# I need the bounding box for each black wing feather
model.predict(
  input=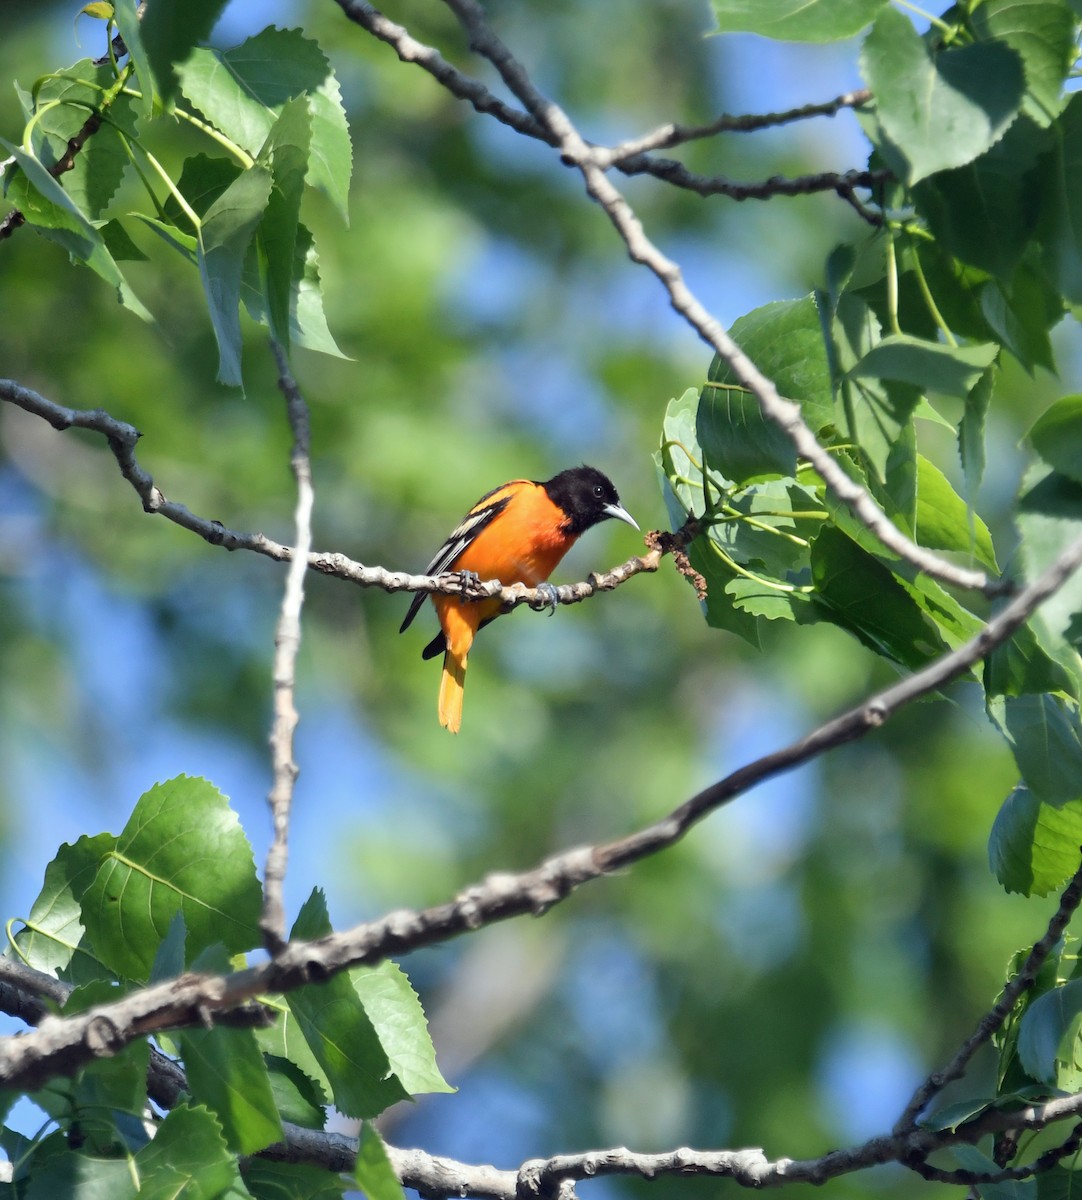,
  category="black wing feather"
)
[399,493,513,634]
